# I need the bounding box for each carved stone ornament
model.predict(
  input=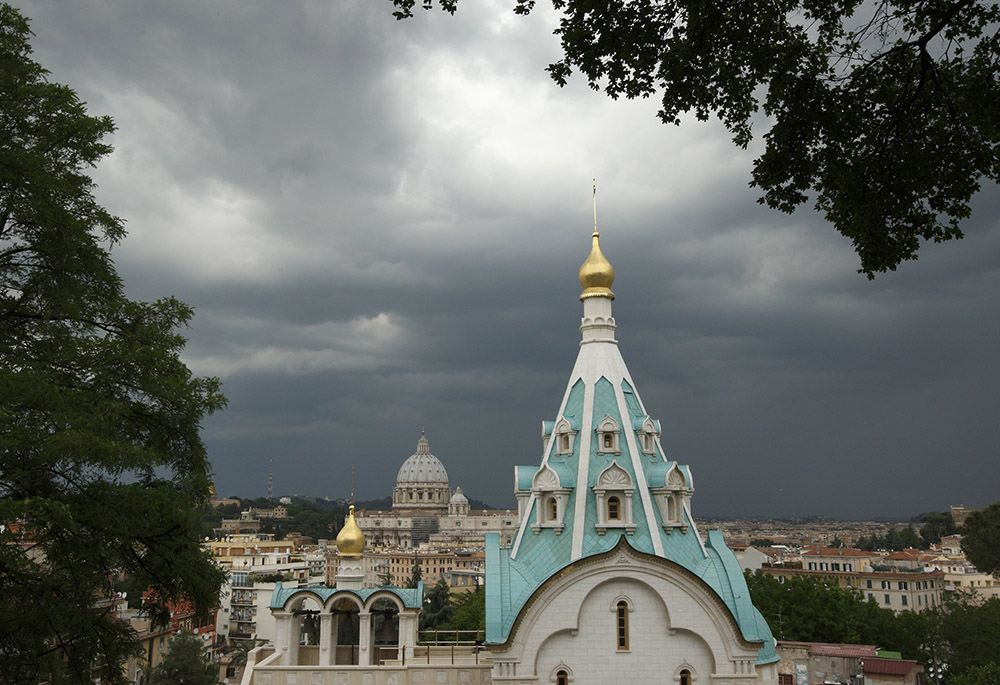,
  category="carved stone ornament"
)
[534,466,560,489]
[597,462,632,488]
